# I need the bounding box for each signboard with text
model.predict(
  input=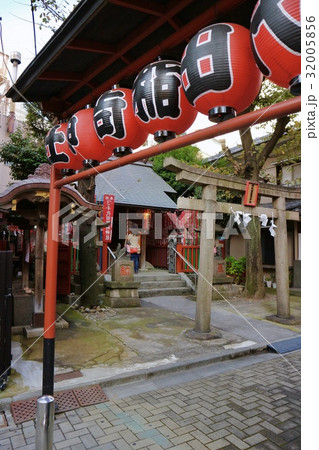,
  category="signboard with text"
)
[243,181,259,207]
[102,194,115,243]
